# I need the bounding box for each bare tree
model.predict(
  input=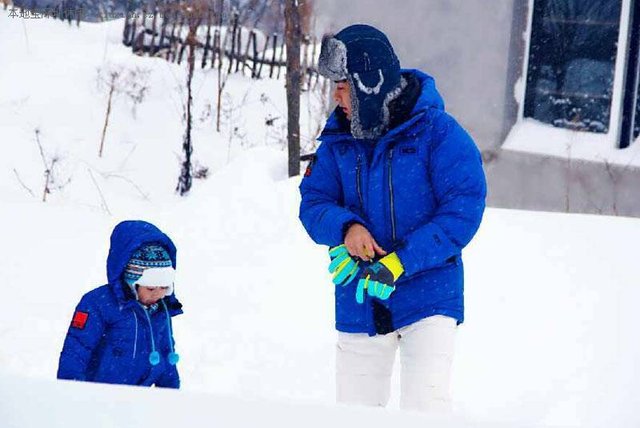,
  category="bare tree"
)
[176,1,205,196]
[35,128,55,202]
[299,0,313,34]
[34,128,70,202]
[216,0,232,132]
[97,65,150,157]
[229,0,281,32]
[99,70,118,158]
[285,0,303,177]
